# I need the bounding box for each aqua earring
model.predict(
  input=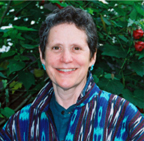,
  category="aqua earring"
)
[90,65,94,71]
[42,64,46,70]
